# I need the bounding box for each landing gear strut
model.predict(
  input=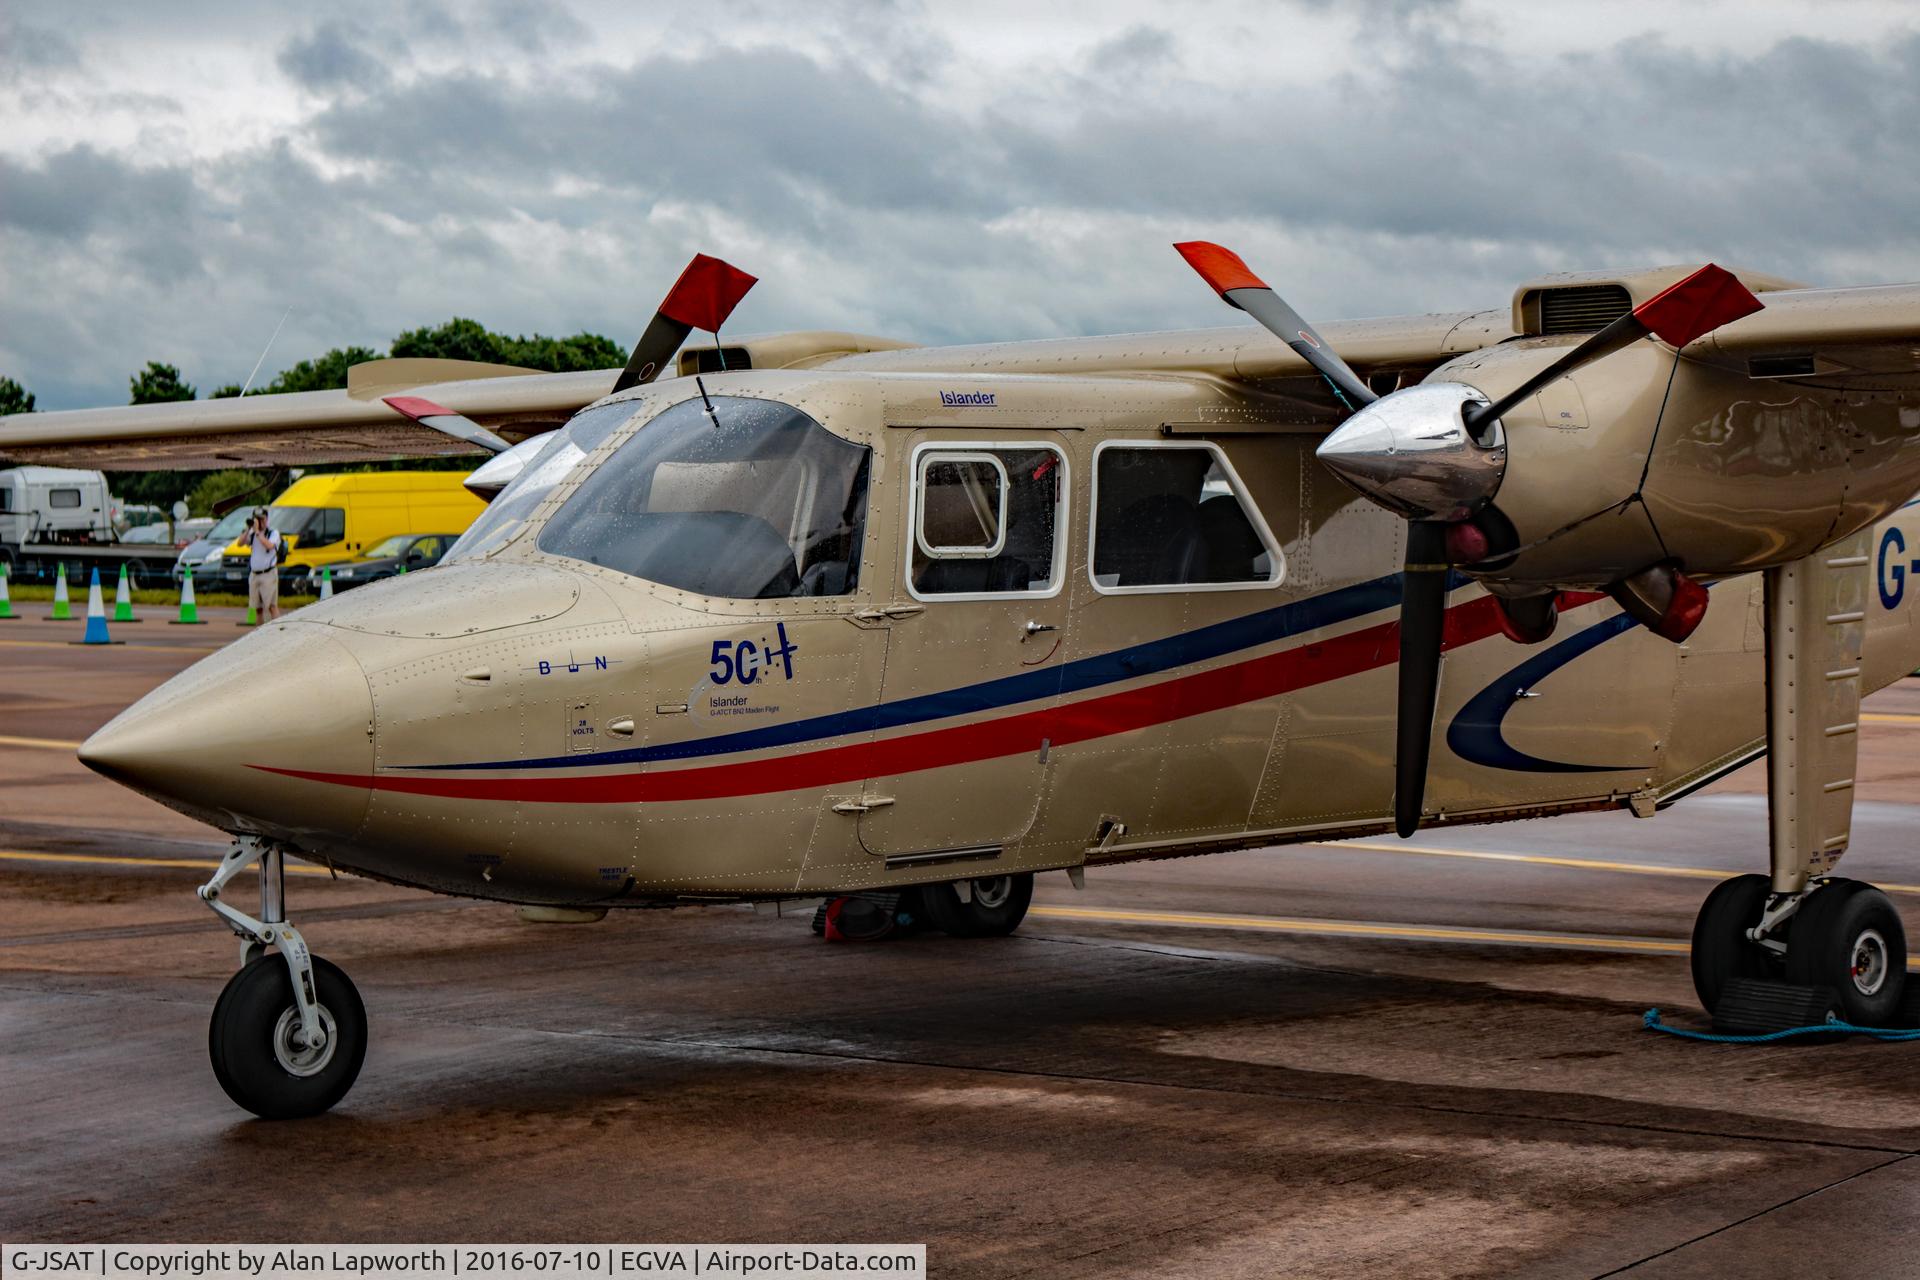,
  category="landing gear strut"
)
[199,838,366,1118]
[1689,532,1909,1026]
